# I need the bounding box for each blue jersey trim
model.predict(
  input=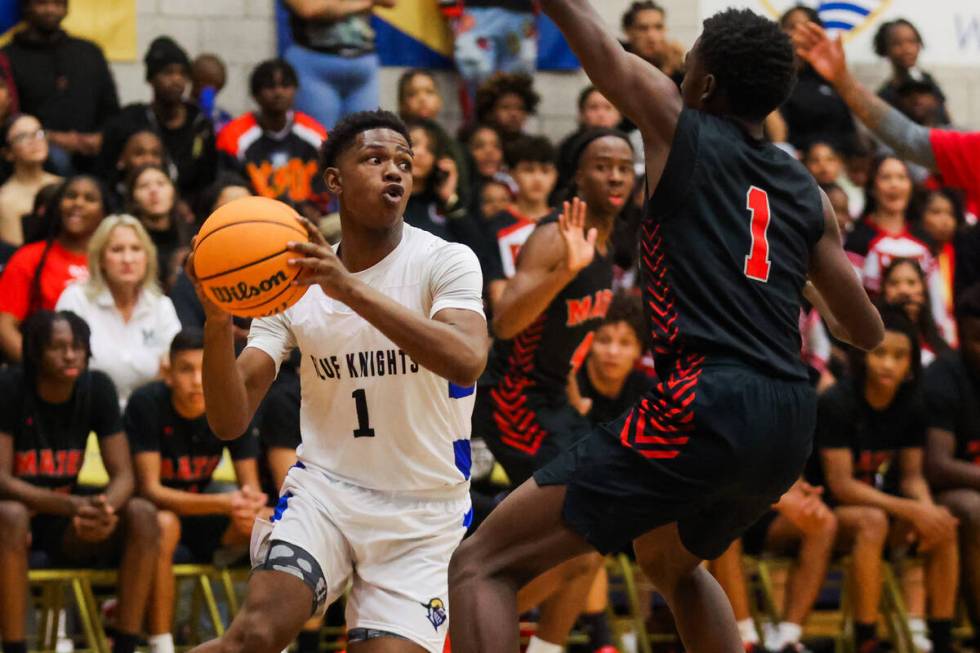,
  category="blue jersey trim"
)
[271,491,293,523]
[453,439,472,480]
[449,382,475,399]
[462,507,474,529]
